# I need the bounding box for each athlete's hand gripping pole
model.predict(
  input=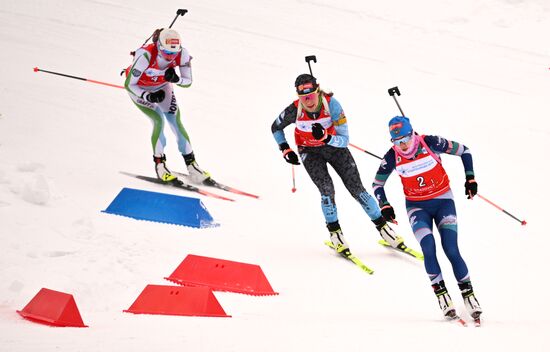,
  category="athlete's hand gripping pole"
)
[387,86,526,226]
